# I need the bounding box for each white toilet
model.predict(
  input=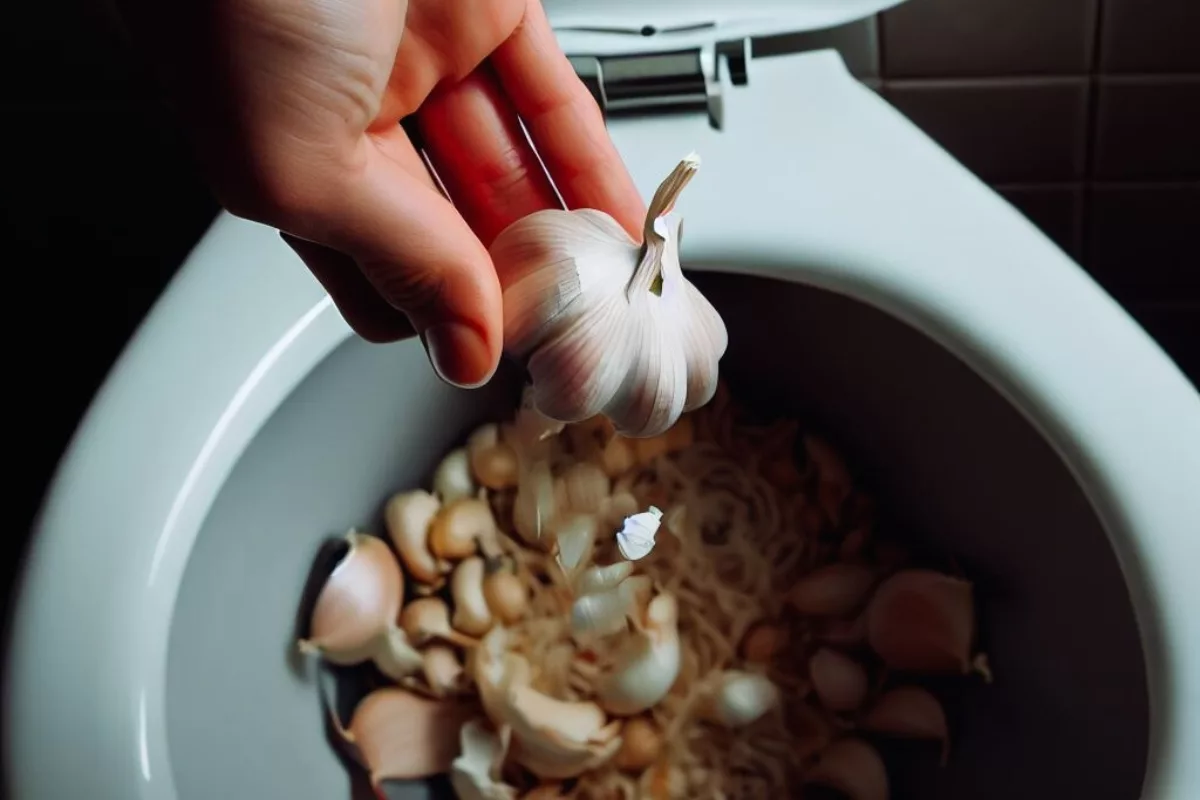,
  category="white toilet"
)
[7,2,1200,799]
